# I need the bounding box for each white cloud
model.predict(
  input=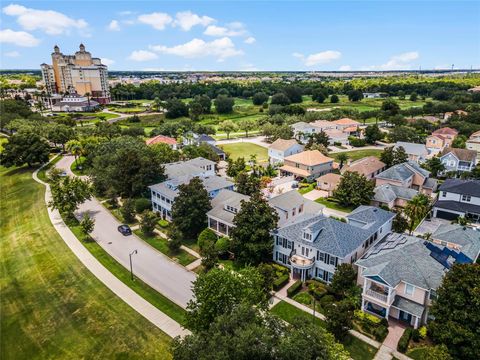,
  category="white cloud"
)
[363,51,420,70]
[5,50,20,57]
[108,20,120,31]
[2,4,88,35]
[150,37,243,61]
[244,36,256,44]
[101,58,115,66]
[173,11,214,31]
[204,22,247,37]
[0,29,40,47]
[339,65,351,71]
[128,50,158,62]
[293,50,342,67]
[138,12,172,30]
